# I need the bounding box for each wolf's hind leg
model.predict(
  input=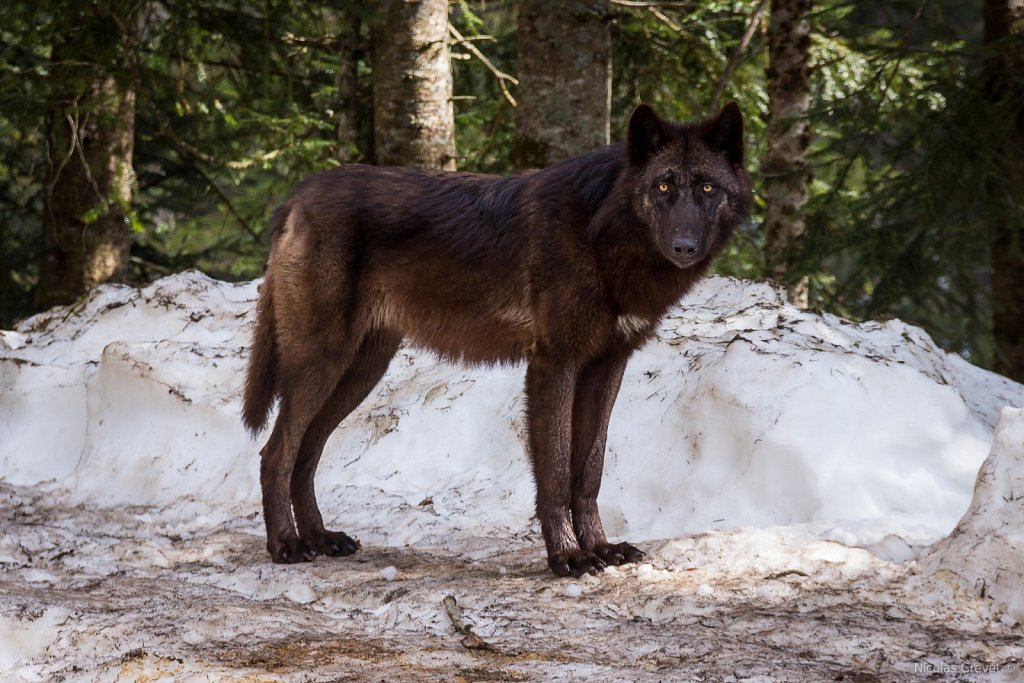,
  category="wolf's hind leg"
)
[261,353,350,564]
[291,329,401,557]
